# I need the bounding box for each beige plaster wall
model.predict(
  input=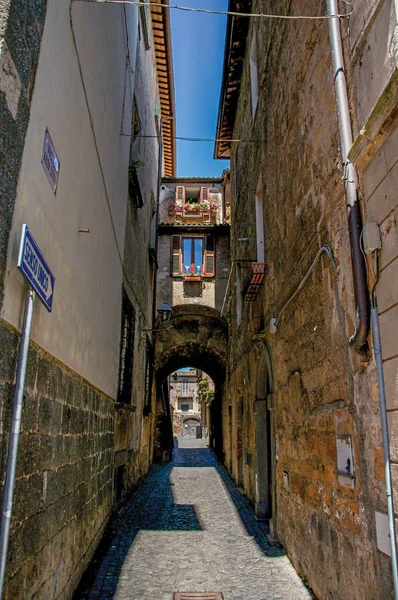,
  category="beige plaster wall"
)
[1,0,139,397]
